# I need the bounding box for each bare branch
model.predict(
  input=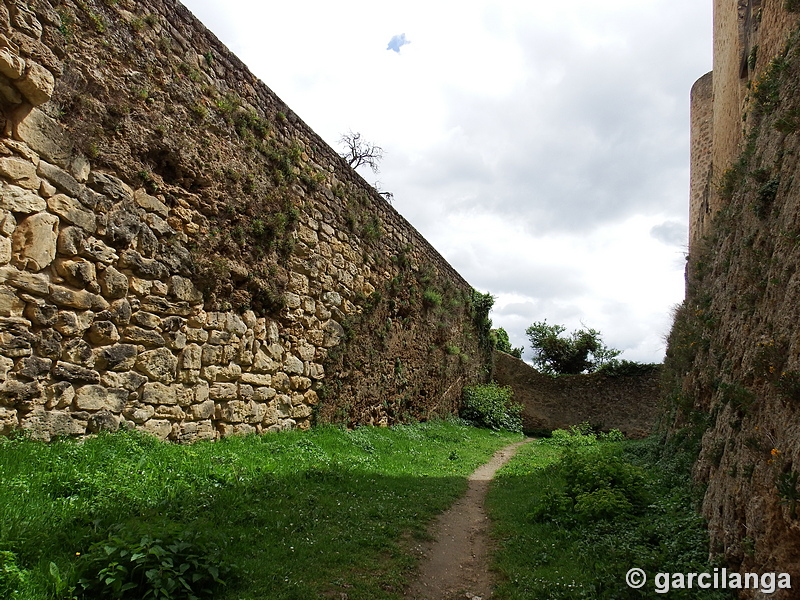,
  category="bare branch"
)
[338,131,384,174]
